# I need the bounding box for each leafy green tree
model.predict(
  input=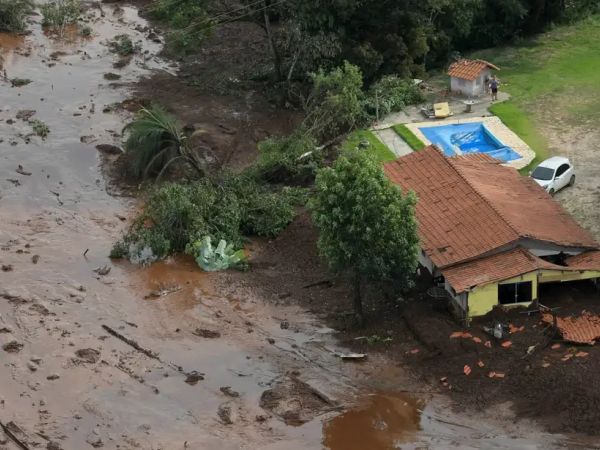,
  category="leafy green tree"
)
[310,151,419,322]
